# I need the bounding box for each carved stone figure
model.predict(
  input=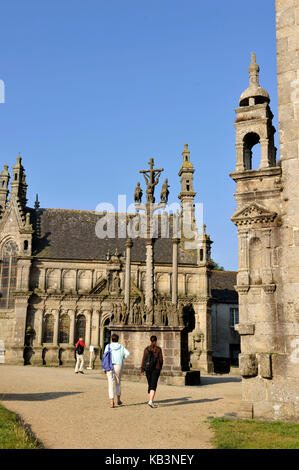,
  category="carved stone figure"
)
[134,182,143,203]
[135,303,142,325]
[113,303,120,324]
[160,178,170,203]
[110,271,120,293]
[120,301,129,325]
